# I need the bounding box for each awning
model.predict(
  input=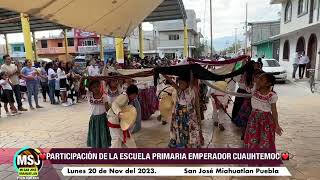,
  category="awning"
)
[0,0,186,37]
